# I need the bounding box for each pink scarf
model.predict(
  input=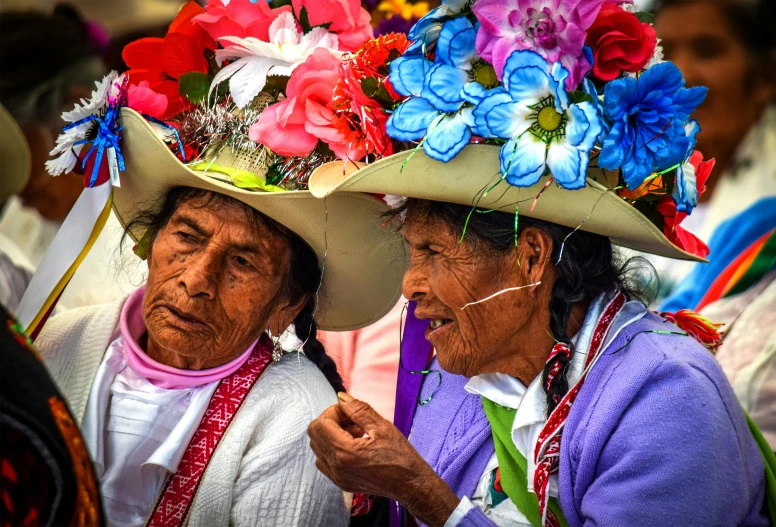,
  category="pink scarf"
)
[120,287,257,389]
